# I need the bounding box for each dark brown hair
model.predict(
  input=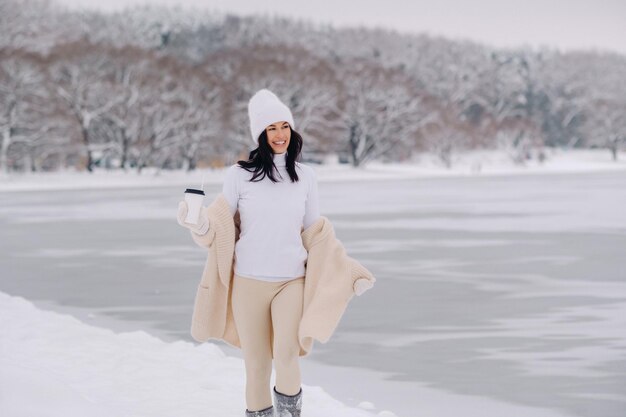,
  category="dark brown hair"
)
[237,127,303,182]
